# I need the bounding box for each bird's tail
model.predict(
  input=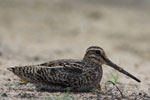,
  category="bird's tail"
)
[7,66,31,83]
